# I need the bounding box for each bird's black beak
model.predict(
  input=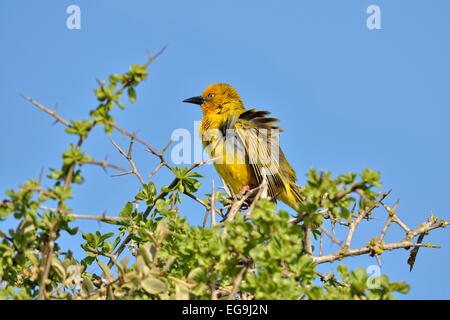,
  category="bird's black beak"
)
[183,96,204,105]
